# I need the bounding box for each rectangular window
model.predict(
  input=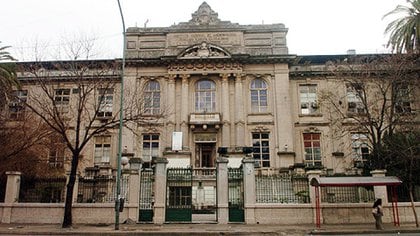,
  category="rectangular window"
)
[142,134,159,162]
[394,83,411,113]
[9,90,27,120]
[252,132,270,168]
[48,140,65,168]
[351,133,369,167]
[299,85,318,115]
[303,133,322,167]
[54,89,71,106]
[97,88,113,118]
[346,84,365,113]
[94,136,111,165]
